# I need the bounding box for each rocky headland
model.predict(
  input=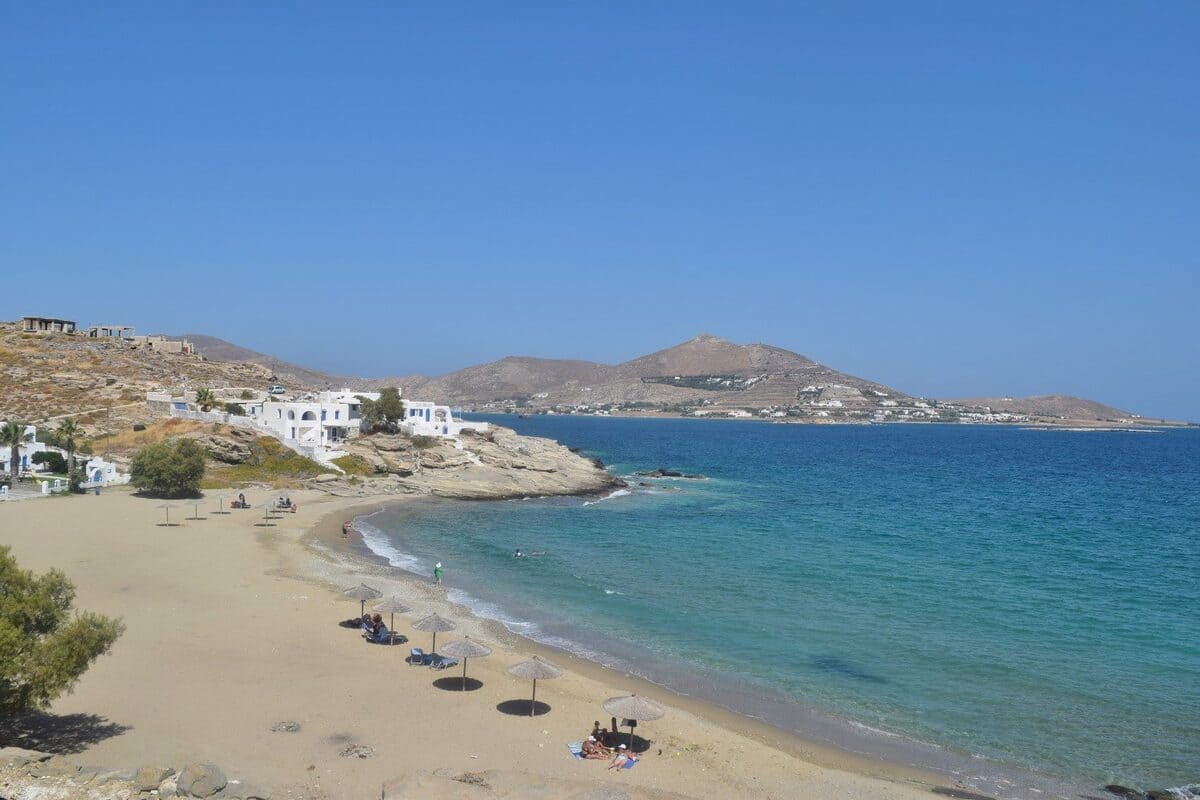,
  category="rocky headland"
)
[326,425,625,500]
